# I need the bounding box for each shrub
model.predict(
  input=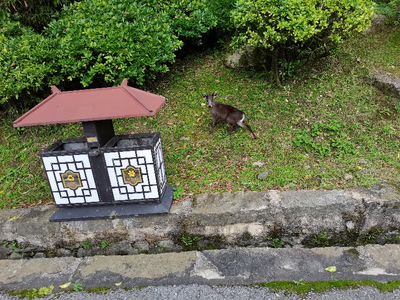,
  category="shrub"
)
[231,0,375,84]
[142,0,217,42]
[208,0,237,34]
[0,0,72,32]
[0,11,54,107]
[375,0,400,25]
[46,0,183,88]
[0,0,220,108]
